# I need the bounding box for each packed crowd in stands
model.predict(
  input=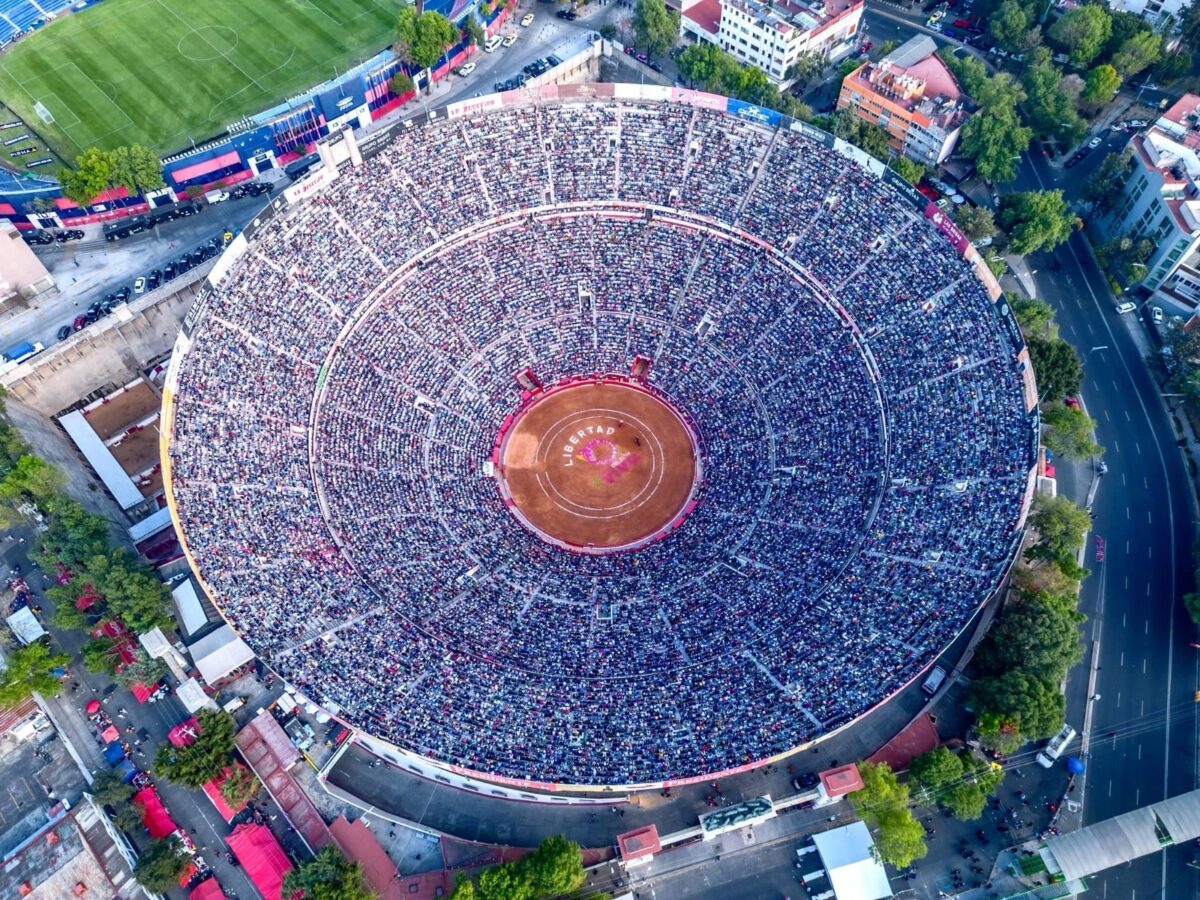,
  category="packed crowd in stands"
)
[168,97,1031,785]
